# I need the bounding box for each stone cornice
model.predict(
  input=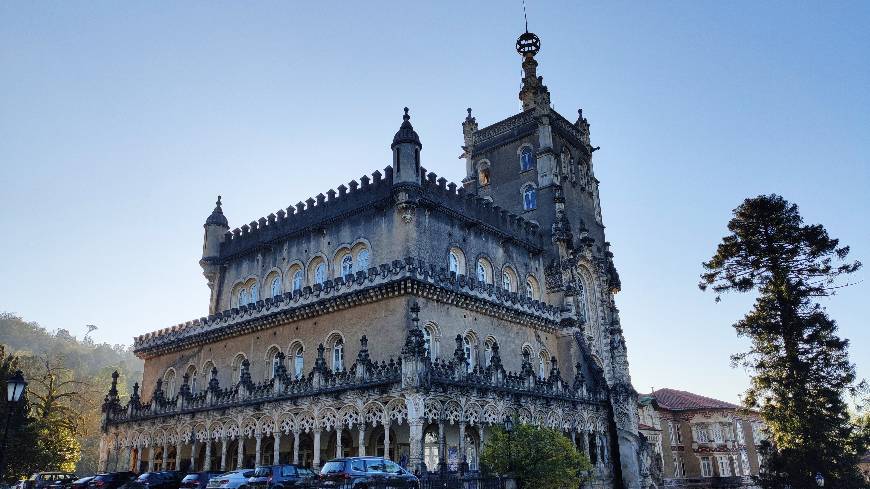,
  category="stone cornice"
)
[134,258,563,359]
